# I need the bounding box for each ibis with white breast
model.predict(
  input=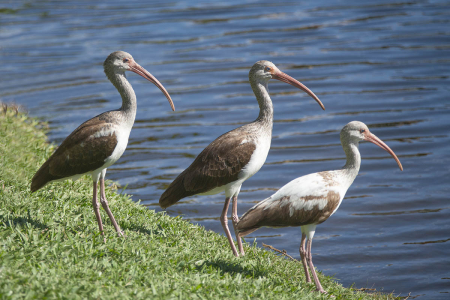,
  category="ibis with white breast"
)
[31,51,175,240]
[159,61,325,257]
[236,121,403,293]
